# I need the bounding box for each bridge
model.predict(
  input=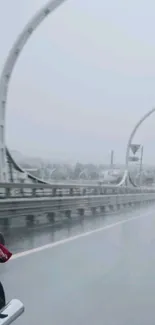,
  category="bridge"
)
[0,1,155,324]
